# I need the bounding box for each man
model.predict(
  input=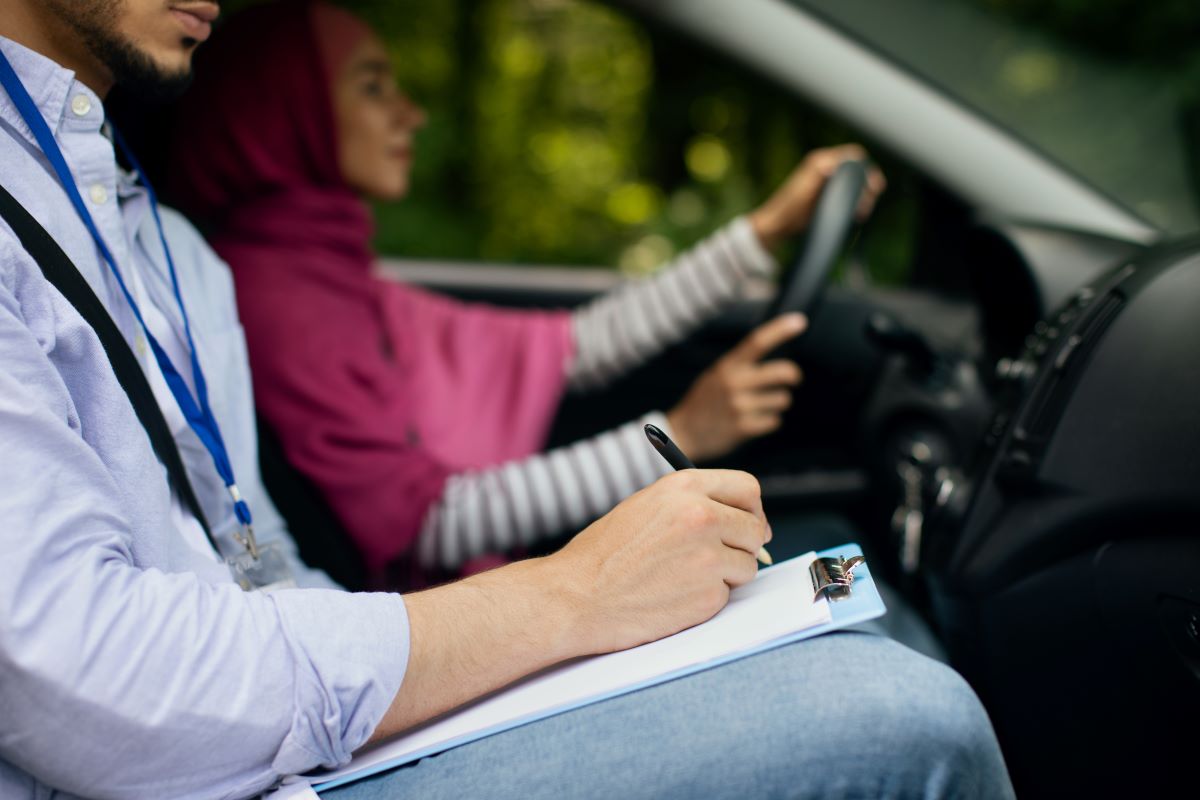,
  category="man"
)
[0,1,1014,798]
